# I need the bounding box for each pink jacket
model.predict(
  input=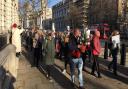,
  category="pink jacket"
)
[92,36,101,55]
